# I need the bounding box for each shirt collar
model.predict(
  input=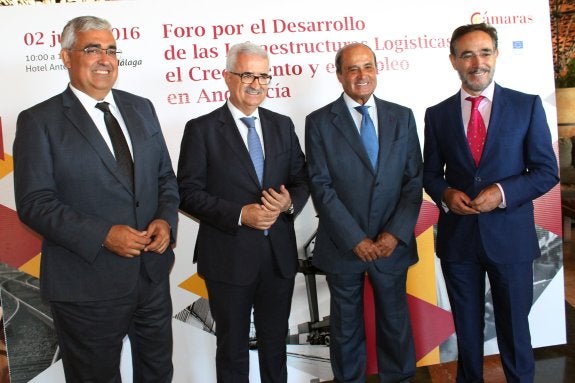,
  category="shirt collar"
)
[342,92,376,109]
[460,81,495,103]
[68,83,116,111]
[226,100,260,121]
